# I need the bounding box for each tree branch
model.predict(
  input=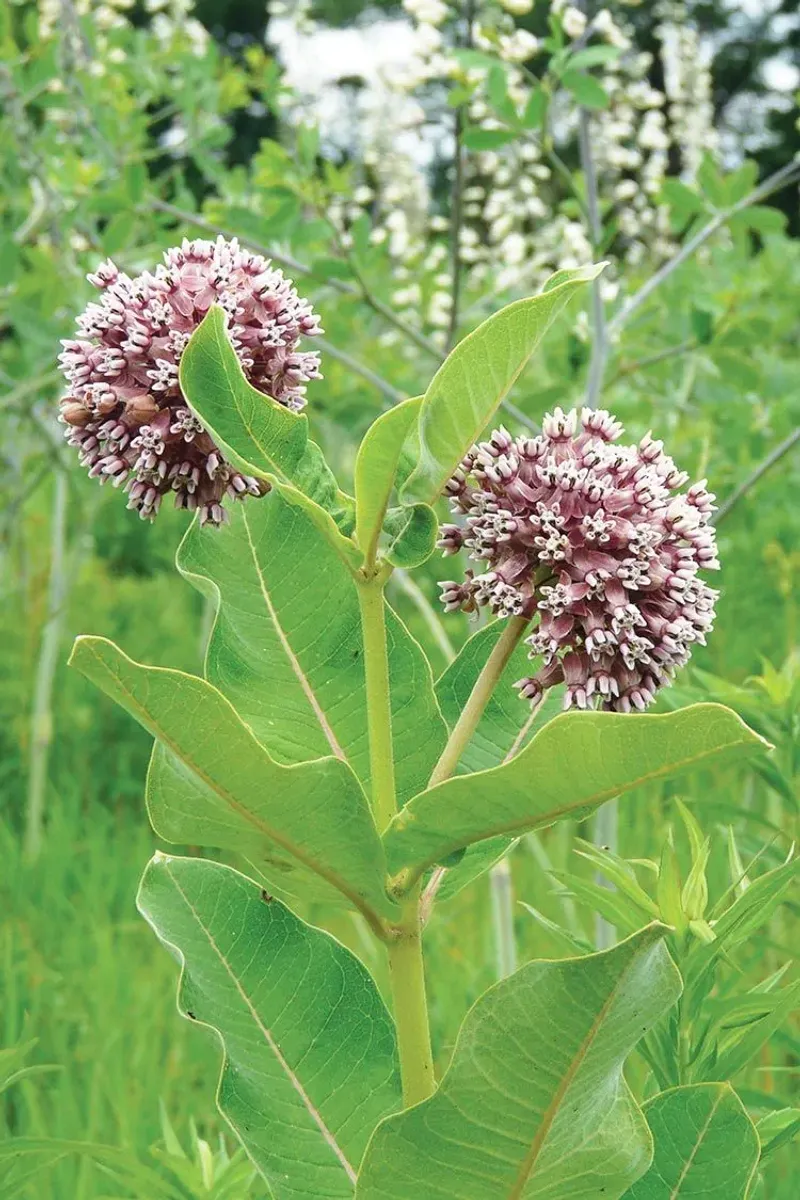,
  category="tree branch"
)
[608,158,800,337]
[713,427,799,526]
